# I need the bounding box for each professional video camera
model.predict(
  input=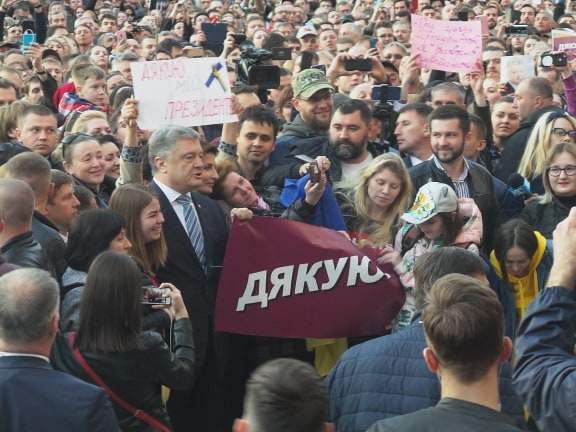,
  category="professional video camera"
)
[236,47,281,90]
[370,85,402,150]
